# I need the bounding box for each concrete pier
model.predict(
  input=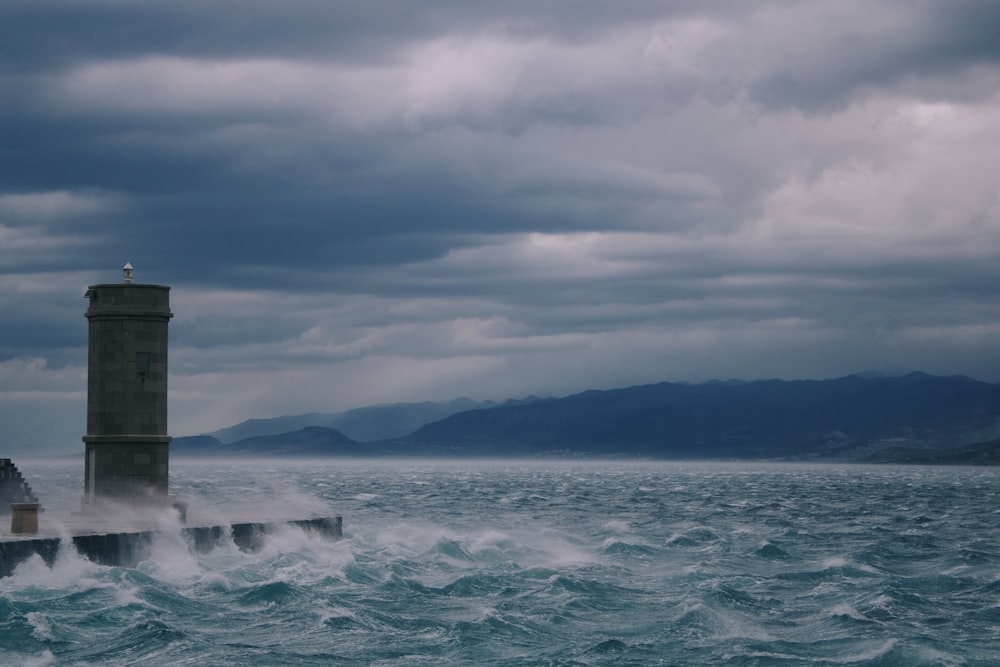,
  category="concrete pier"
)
[0,515,343,578]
